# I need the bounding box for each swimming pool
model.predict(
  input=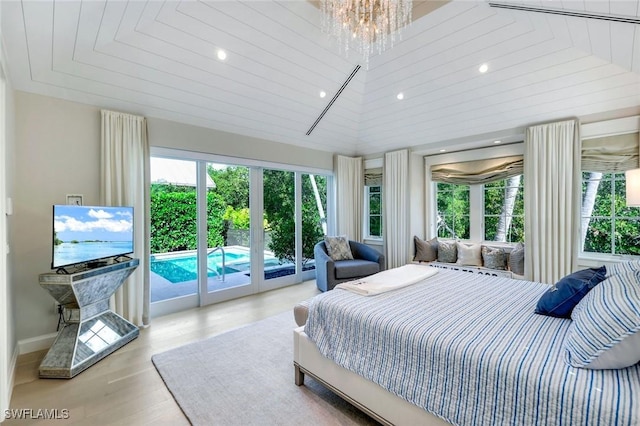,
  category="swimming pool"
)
[150,247,281,283]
